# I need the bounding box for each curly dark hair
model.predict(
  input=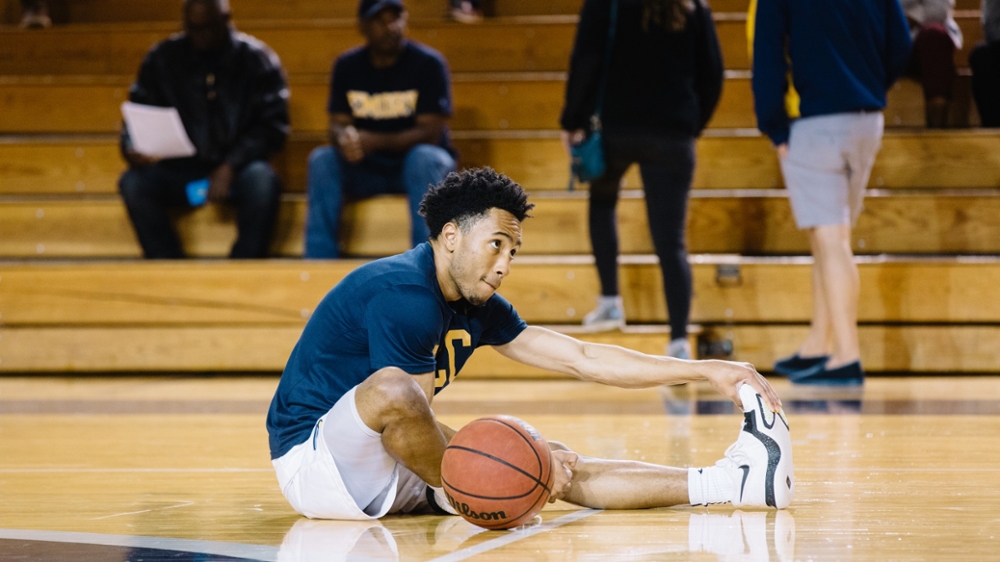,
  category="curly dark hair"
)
[419,167,534,239]
[643,0,694,32]
[185,0,230,13]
